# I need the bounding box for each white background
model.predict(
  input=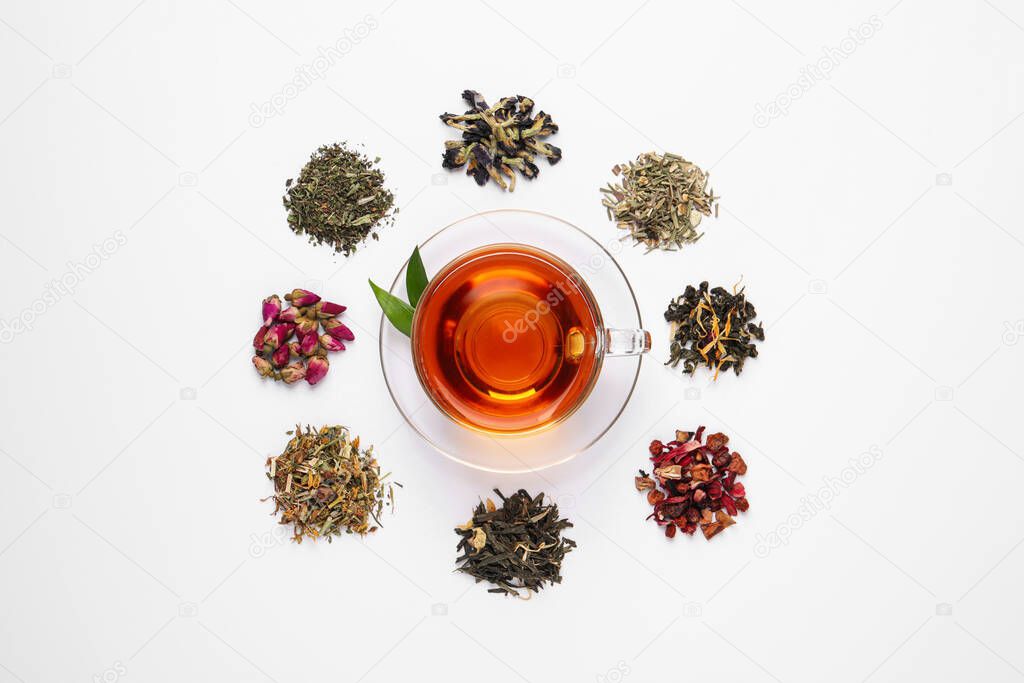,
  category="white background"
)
[1,1,1022,681]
